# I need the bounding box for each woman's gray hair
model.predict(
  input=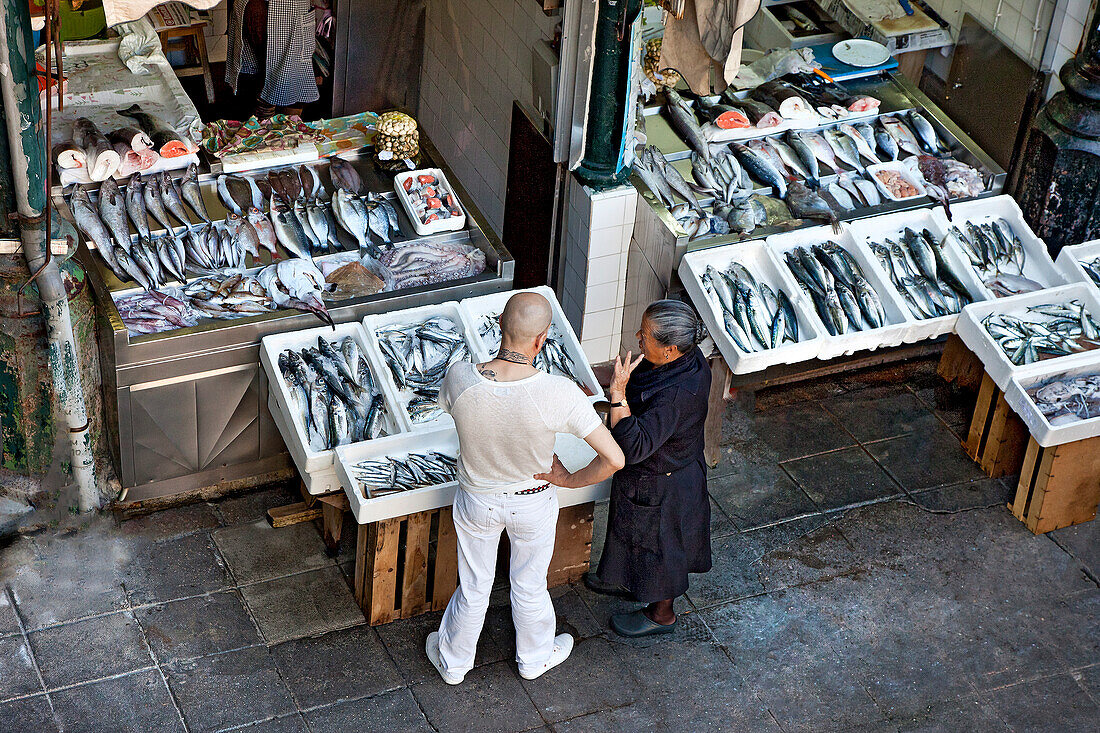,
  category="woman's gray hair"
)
[643,299,707,352]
